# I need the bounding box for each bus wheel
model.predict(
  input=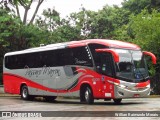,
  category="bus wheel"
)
[21,85,33,100]
[84,86,94,104]
[113,98,122,104]
[44,96,57,102]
